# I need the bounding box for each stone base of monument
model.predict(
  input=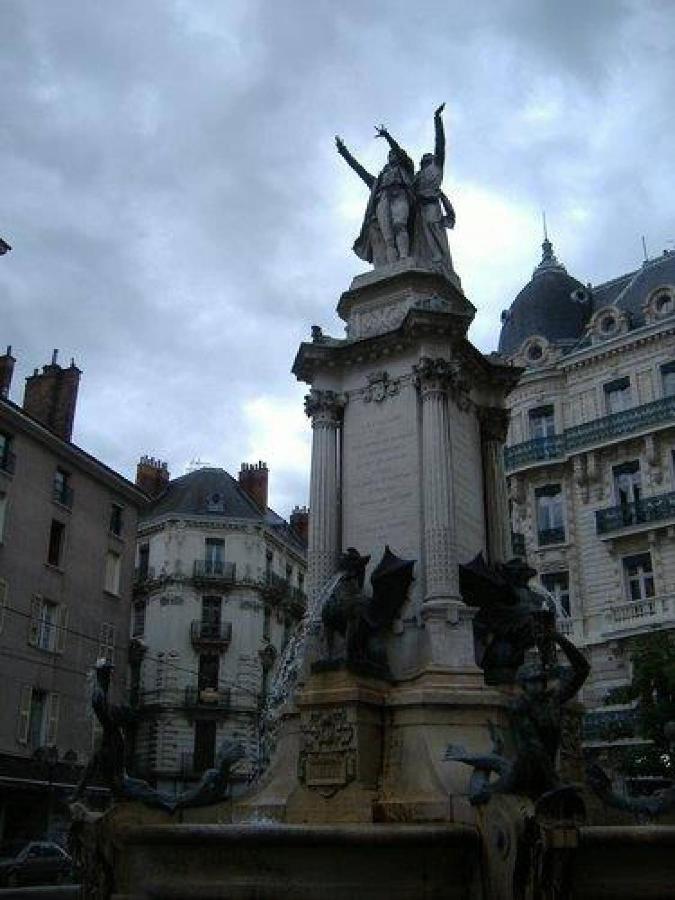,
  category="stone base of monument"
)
[234,667,511,827]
